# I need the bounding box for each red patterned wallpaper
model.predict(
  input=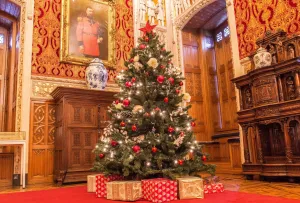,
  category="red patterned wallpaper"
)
[234,0,300,59]
[31,0,134,80]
